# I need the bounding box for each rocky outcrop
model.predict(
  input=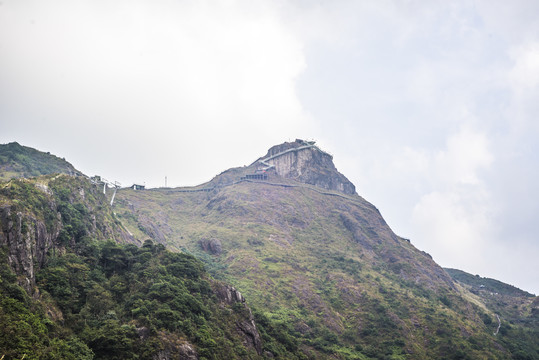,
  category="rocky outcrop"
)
[198,238,222,255]
[176,343,198,360]
[215,284,262,355]
[0,177,133,292]
[0,205,60,292]
[216,284,246,304]
[152,332,198,360]
[138,216,167,244]
[256,139,356,195]
[340,212,374,250]
[236,317,263,356]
